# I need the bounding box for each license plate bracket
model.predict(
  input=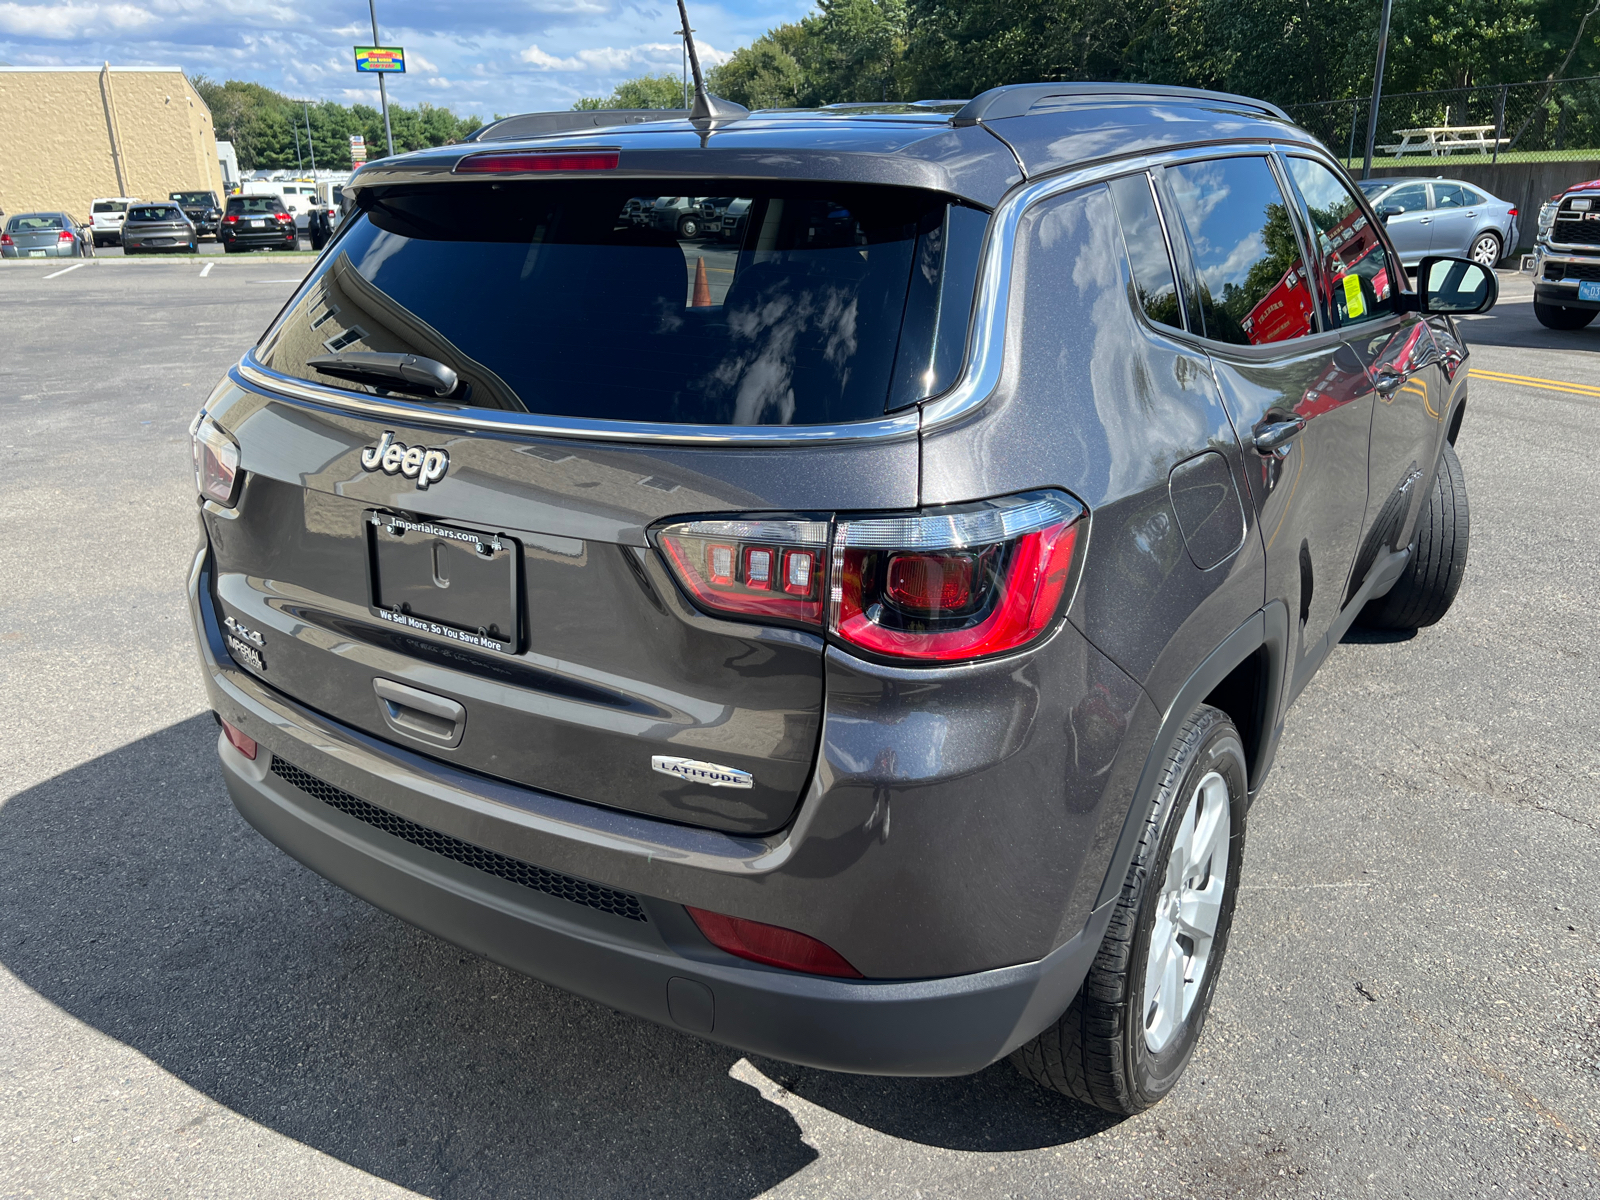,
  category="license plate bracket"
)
[1579,280,1600,302]
[367,511,520,654]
